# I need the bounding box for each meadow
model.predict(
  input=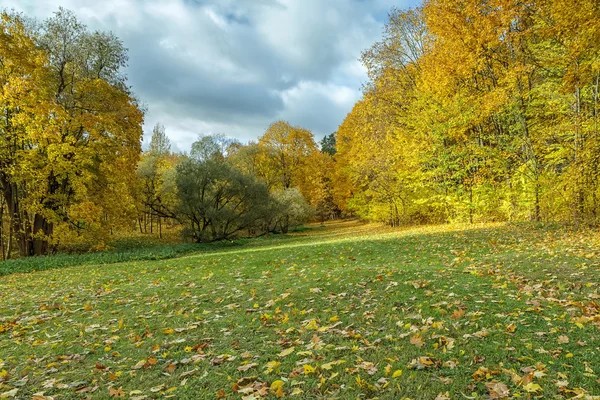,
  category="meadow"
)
[1,221,599,399]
